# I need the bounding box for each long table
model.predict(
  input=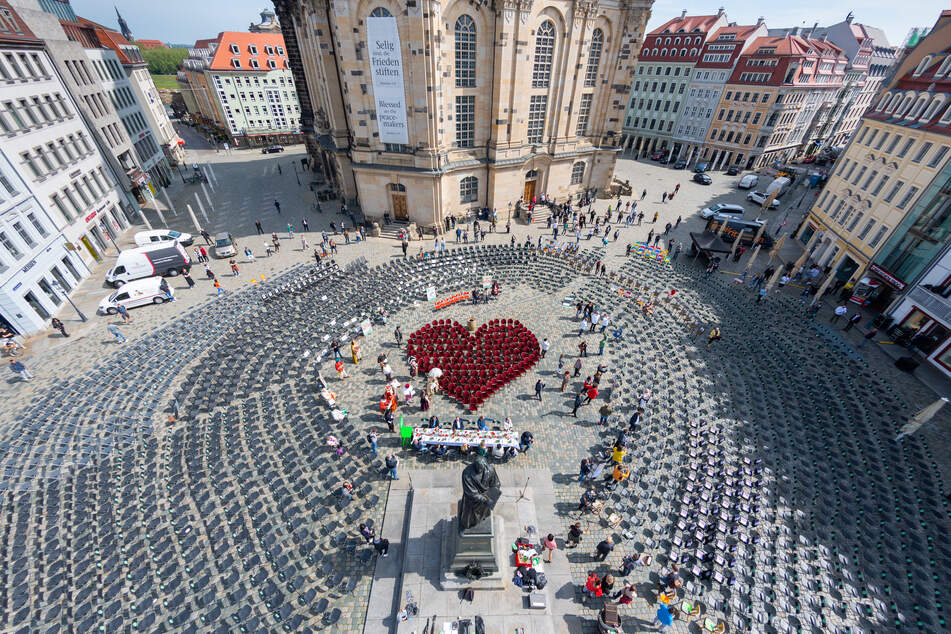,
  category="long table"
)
[412,427,519,449]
